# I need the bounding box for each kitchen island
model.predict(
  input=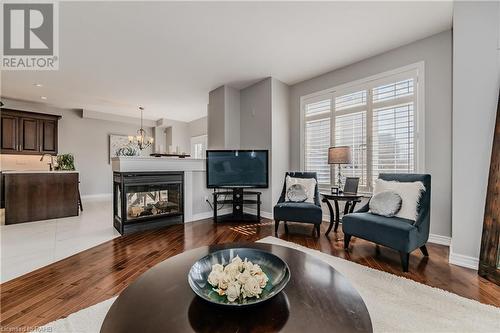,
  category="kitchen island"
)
[2,171,79,224]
